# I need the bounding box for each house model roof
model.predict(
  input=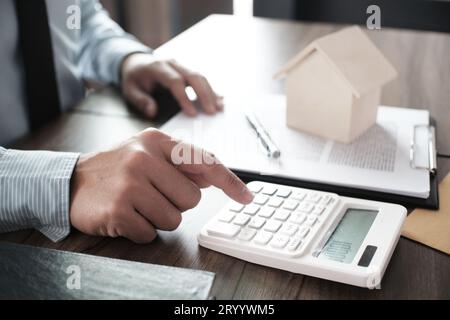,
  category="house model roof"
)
[275,26,398,98]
